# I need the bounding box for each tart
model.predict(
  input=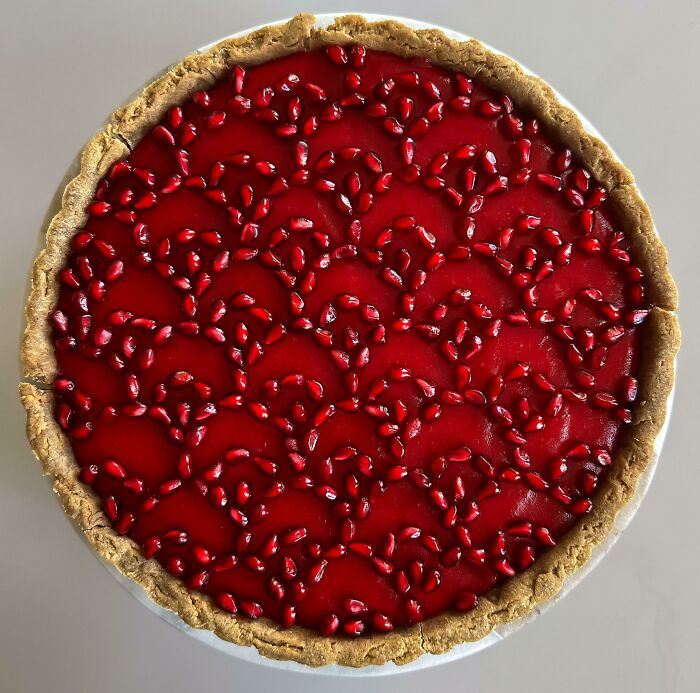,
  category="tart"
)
[20,14,679,667]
